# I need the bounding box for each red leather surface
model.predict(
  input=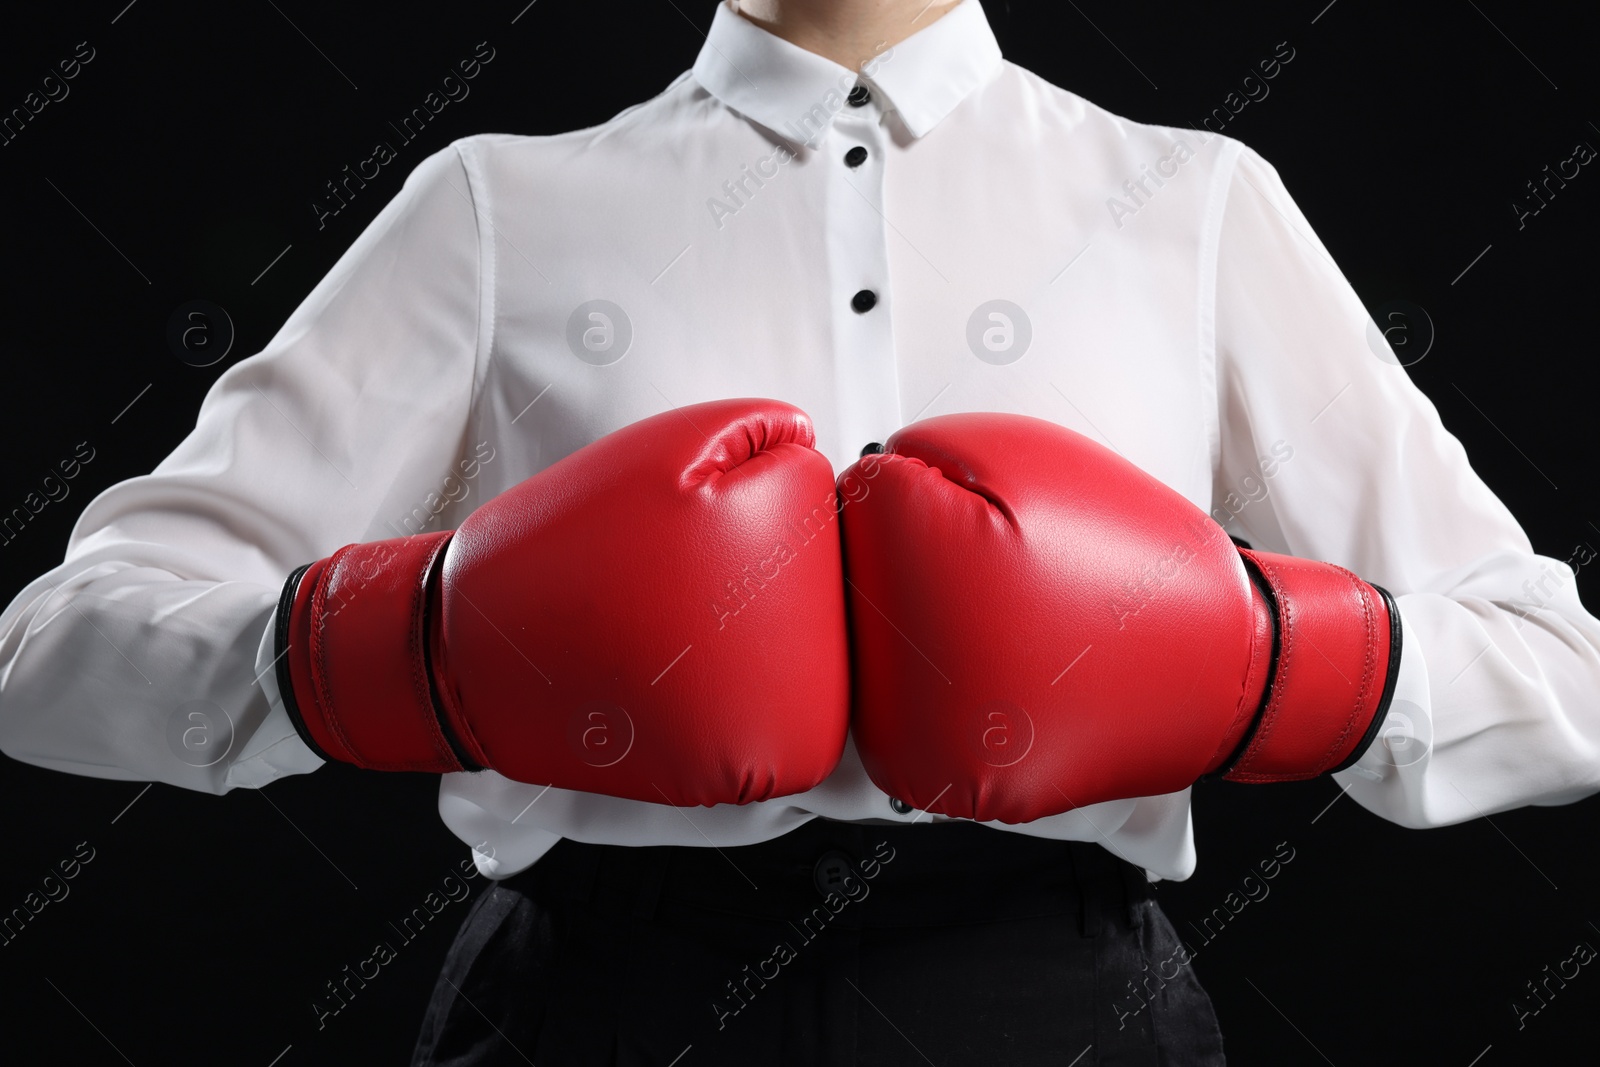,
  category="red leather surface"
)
[434,398,850,805]
[837,412,1389,822]
[283,557,339,760]
[296,532,459,771]
[1226,548,1393,782]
